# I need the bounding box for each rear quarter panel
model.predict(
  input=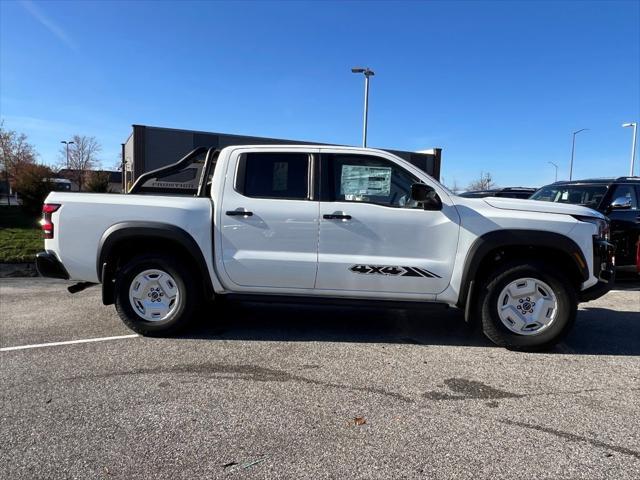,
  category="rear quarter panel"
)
[44,192,213,283]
